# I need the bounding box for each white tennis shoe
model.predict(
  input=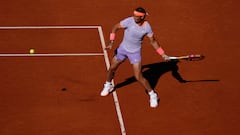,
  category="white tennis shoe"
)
[100,83,114,96]
[149,91,159,108]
